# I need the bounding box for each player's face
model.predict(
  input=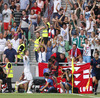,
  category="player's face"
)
[26,51,29,56]
[94,53,98,58]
